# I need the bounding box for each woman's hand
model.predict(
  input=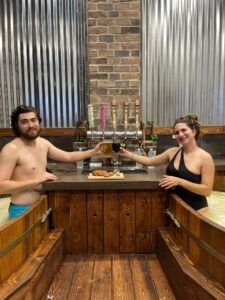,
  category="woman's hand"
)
[118,147,132,159]
[159,175,180,190]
